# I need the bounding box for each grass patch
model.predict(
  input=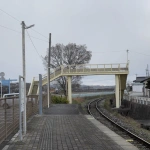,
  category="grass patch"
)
[51,95,69,104]
[72,97,85,104]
